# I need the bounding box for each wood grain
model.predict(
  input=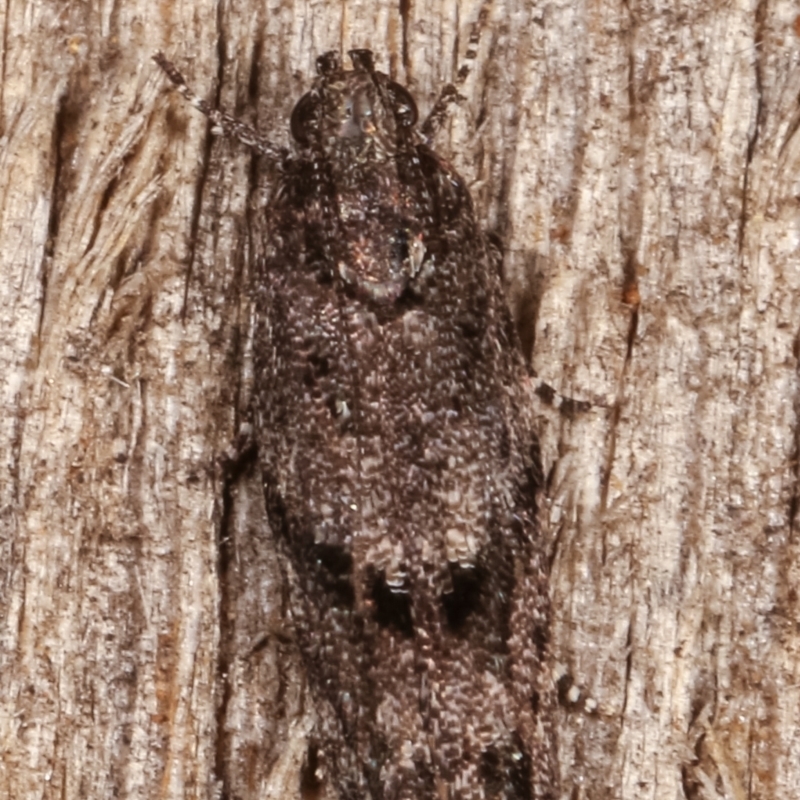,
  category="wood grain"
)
[1,0,799,797]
